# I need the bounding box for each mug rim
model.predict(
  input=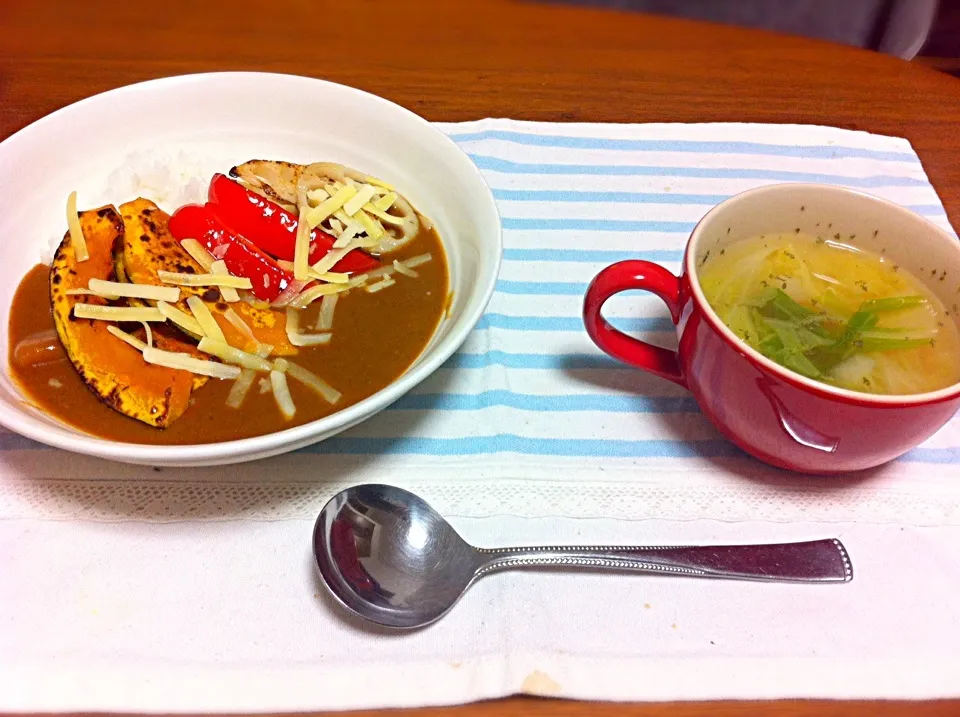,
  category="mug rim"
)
[685,183,960,407]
